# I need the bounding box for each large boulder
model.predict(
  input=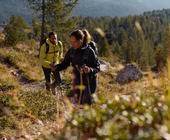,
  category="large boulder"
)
[116,64,143,85]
